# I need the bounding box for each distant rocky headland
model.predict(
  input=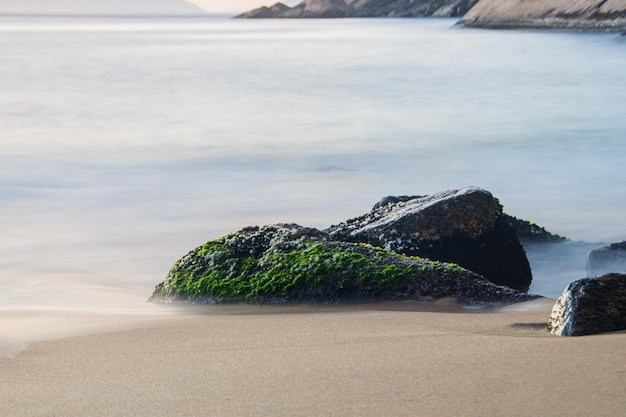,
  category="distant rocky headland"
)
[460,0,626,30]
[236,0,479,18]
[236,0,626,31]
